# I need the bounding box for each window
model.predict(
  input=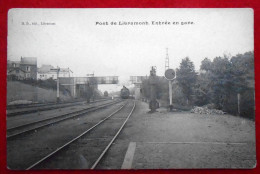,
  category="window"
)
[26,66,30,71]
